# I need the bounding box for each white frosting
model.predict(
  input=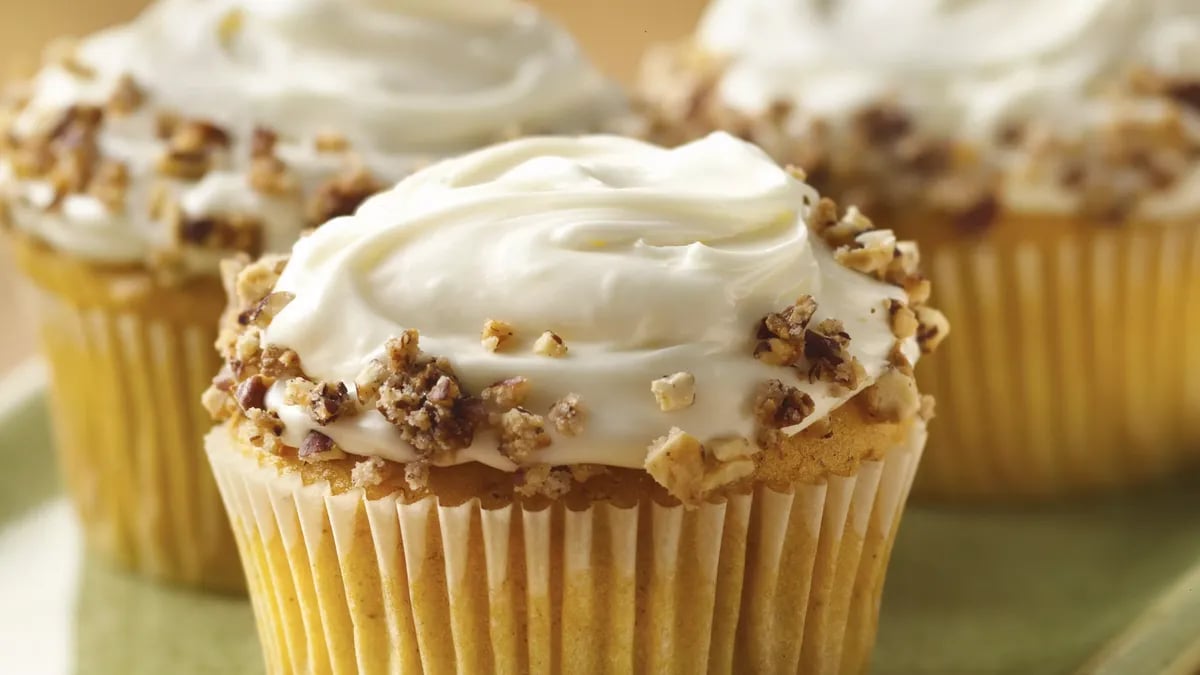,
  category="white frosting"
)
[697,0,1200,138]
[264,133,917,470]
[2,0,622,269]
